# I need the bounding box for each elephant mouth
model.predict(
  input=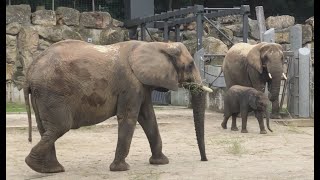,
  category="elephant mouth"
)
[180,82,213,93]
